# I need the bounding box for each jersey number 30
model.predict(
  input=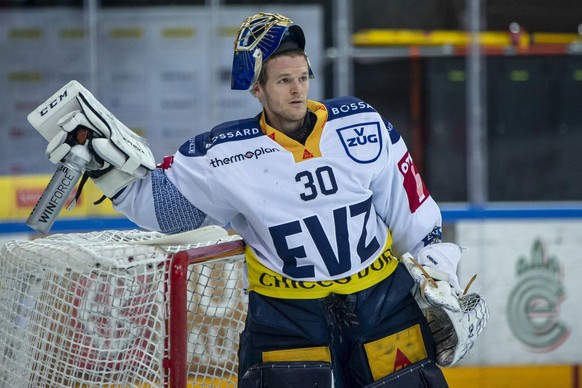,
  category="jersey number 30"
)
[269,166,380,279]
